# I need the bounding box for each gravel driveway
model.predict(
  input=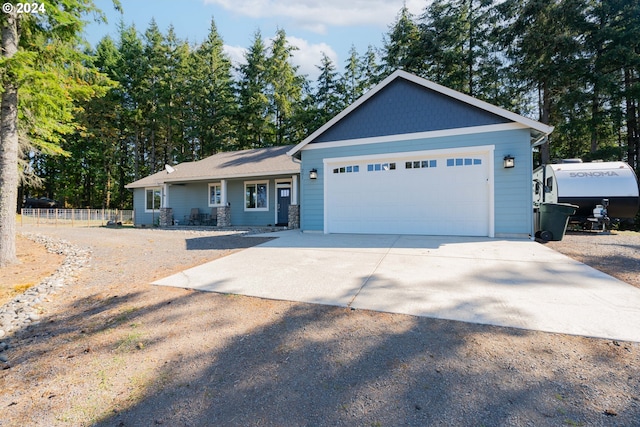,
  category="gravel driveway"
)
[1,225,639,426]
